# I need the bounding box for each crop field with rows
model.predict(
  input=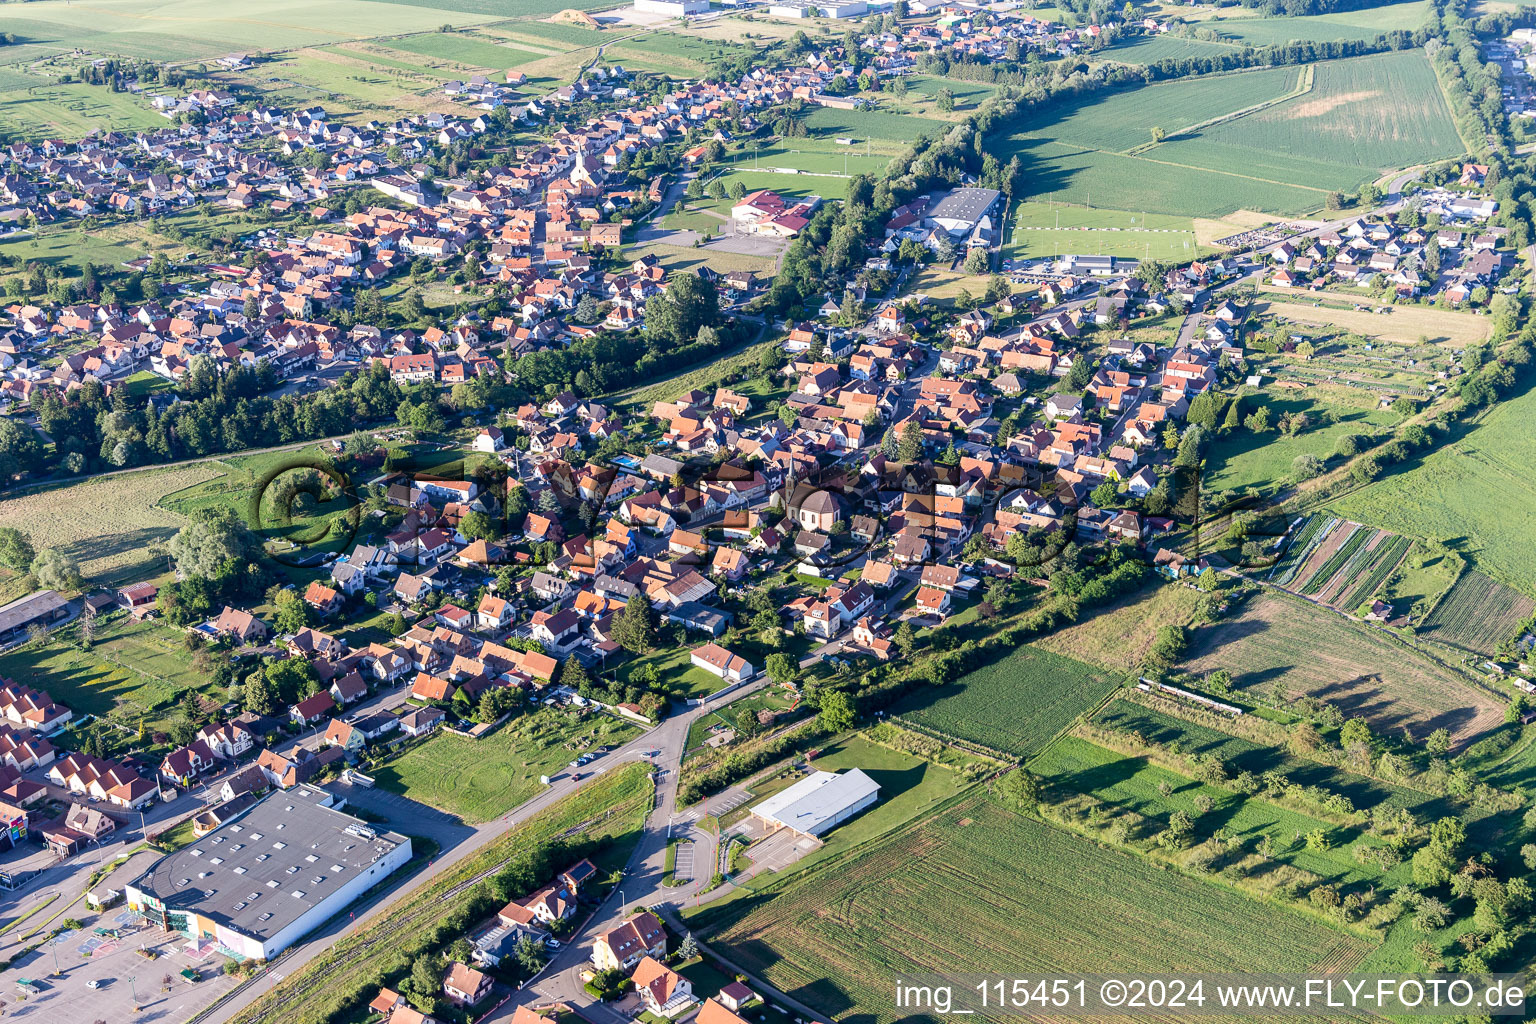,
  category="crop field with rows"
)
[891,645,1118,757]
[707,797,1374,1024]
[1418,571,1535,658]
[1181,593,1504,746]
